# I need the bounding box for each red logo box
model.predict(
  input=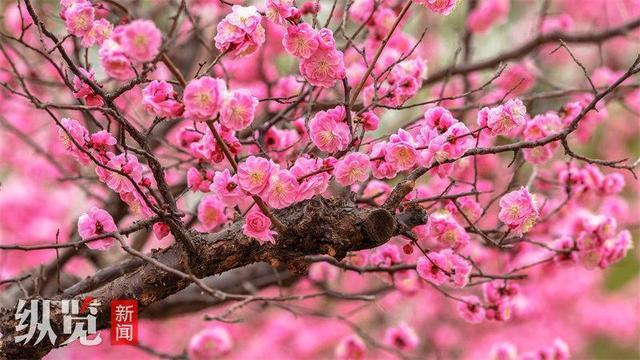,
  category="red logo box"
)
[110,300,138,345]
